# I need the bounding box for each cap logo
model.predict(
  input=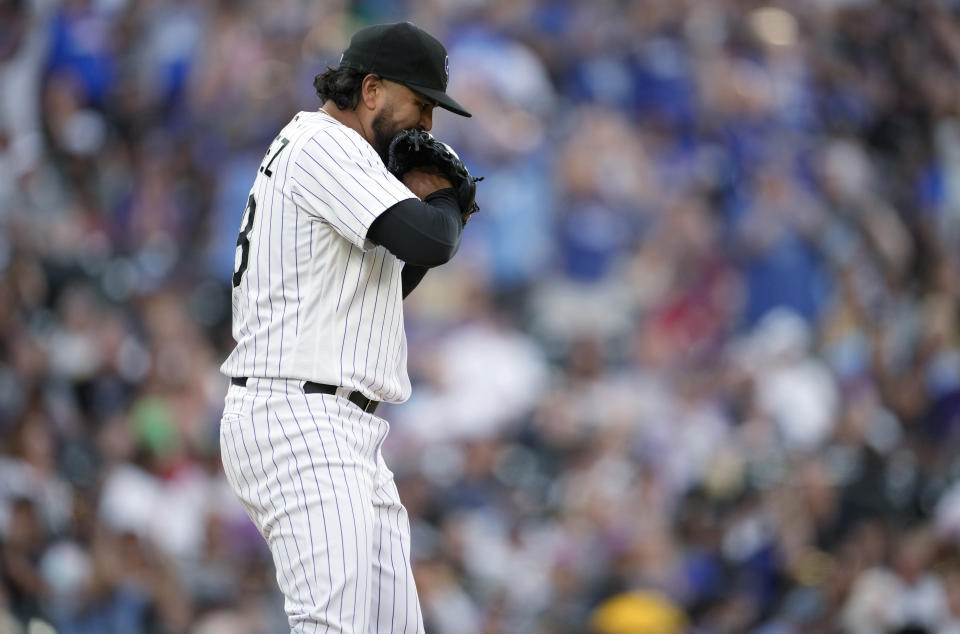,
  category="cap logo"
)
[444,55,449,81]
